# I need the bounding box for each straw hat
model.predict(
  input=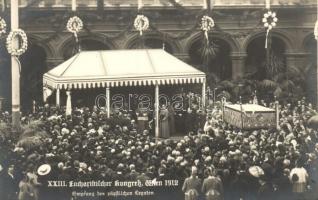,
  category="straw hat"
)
[37,164,51,176]
[248,166,264,178]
